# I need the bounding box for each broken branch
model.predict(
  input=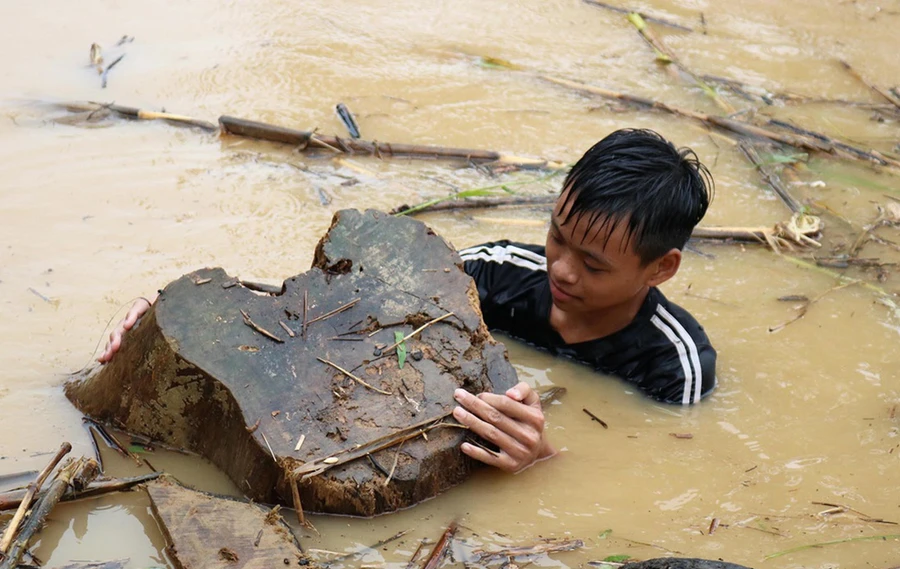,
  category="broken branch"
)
[0,457,99,569]
[219,116,565,170]
[0,442,71,553]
